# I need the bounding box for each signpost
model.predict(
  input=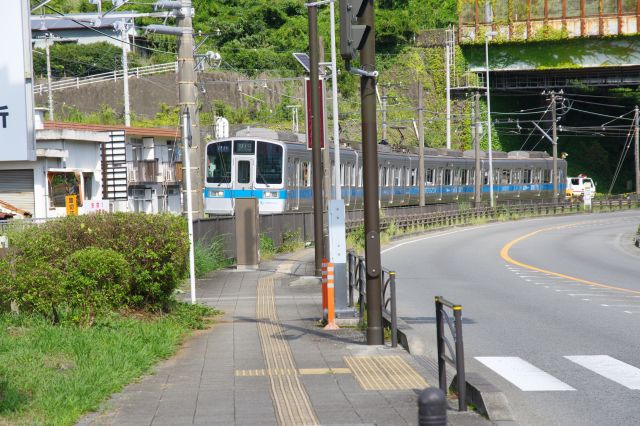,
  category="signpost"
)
[65,195,78,216]
[0,0,35,162]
